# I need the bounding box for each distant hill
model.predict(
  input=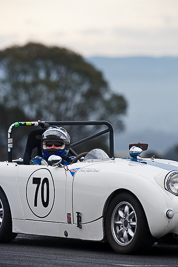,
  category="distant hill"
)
[86,56,178,155]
